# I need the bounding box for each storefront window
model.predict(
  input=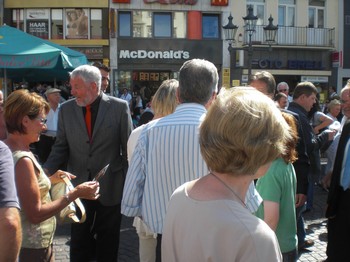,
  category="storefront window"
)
[119,11,131,37]
[51,9,63,39]
[12,9,24,30]
[91,9,102,39]
[115,70,132,96]
[65,8,89,39]
[25,9,49,39]
[202,14,220,39]
[153,13,172,37]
